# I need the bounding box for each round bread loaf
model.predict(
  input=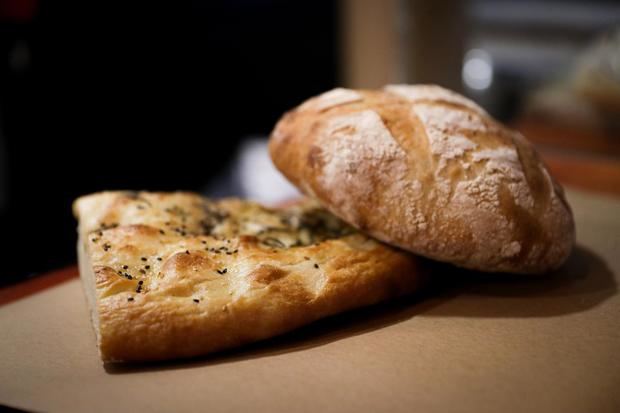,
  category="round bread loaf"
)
[269,85,575,274]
